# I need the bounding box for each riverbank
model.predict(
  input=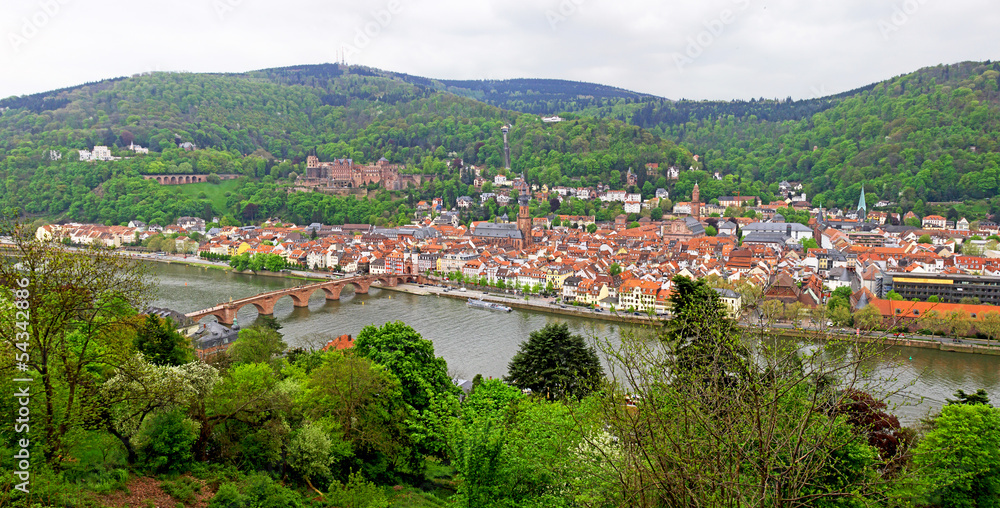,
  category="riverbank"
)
[131,253,328,282]
[138,255,1000,356]
[773,328,1000,356]
[382,282,652,325]
[389,283,1000,355]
